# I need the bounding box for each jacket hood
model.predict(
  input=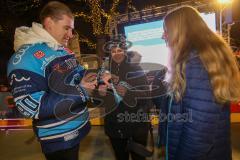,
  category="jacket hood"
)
[14,22,61,51]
